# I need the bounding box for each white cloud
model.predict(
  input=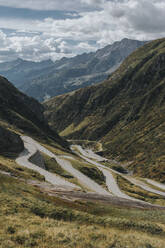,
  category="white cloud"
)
[0,30,76,62]
[0,0,164,62]
[77,42,97,53]
[35,0,165,46]
[81,0,105,7]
